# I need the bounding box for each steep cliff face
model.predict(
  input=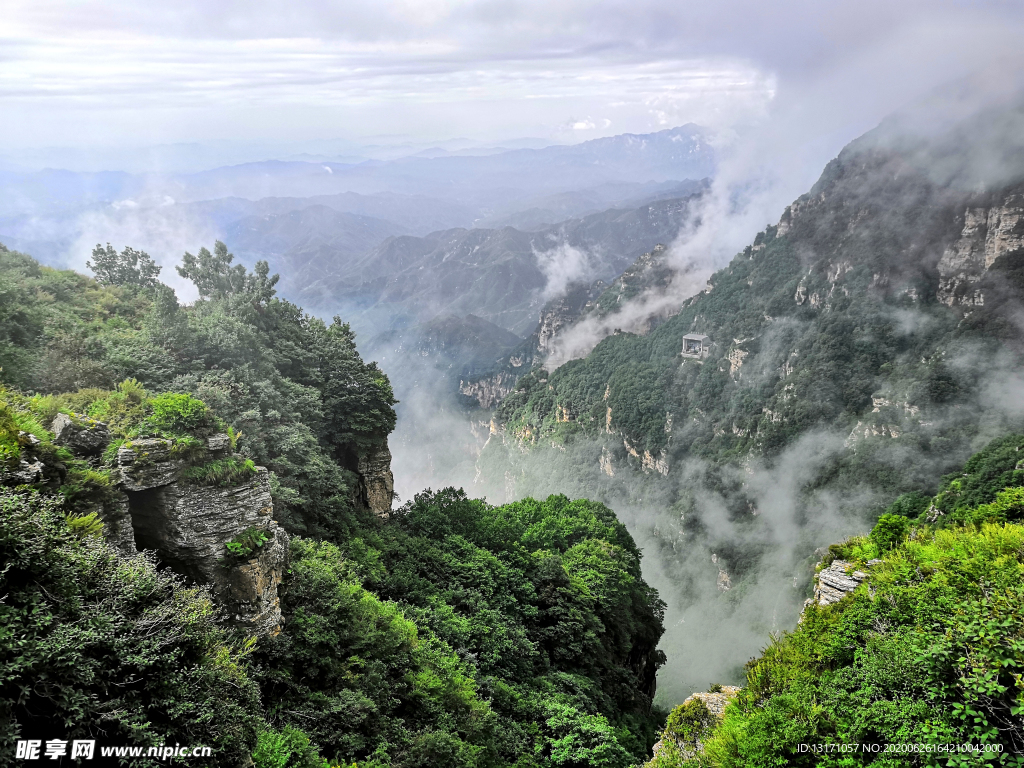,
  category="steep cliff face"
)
[357,441,395,517]
[937,191,1024,307]
[459,281,605,407]
[459,370,521,409]
[53,417,289,635]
